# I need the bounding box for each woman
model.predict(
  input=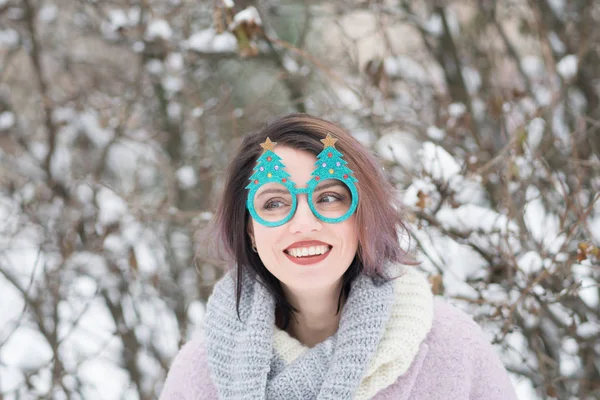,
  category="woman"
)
[160,114,517,399]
